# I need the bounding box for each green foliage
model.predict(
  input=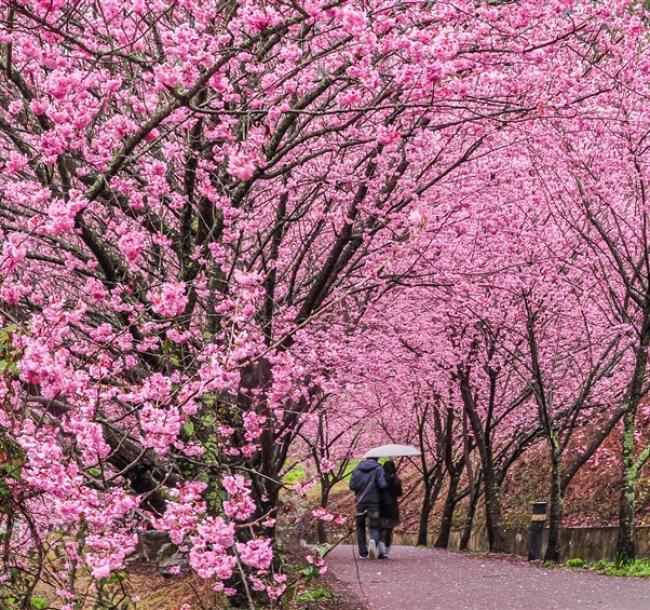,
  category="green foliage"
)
[0,325,21,377]
[590,558,650,577]
[325,459,361,496]
[0,560,38,610]
[565,557,585,568]
[341,459,361,479]
[282,463,306,486]
[299,564,320,579]
[160,338,182,367]
[295,586,333,601]
[299,545,329,581]
[3,596,18,609]
[186,402,253,513]
[0,436,25,517]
